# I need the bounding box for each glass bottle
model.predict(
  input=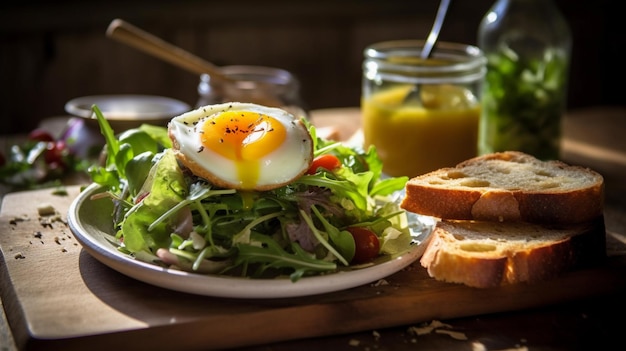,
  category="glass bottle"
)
[477,0,572,160]
[196,65,307,118]
[361,40,486,177]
